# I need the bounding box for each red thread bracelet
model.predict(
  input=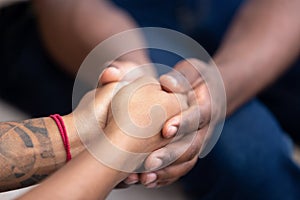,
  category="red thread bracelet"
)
[50,114,72,162]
